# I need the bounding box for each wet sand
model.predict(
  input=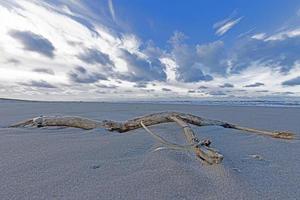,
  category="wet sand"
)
[0,101,299,199]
